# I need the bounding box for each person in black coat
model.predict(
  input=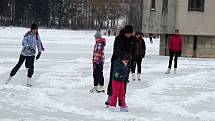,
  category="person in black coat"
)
[105,25,136,106]
[131,32,146,81]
